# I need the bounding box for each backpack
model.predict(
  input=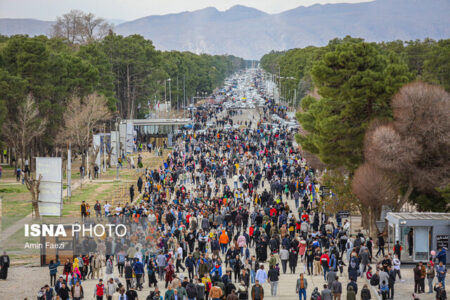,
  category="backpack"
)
[350,258,357,269]
[370,274,380,286]
[346,241,352,250]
